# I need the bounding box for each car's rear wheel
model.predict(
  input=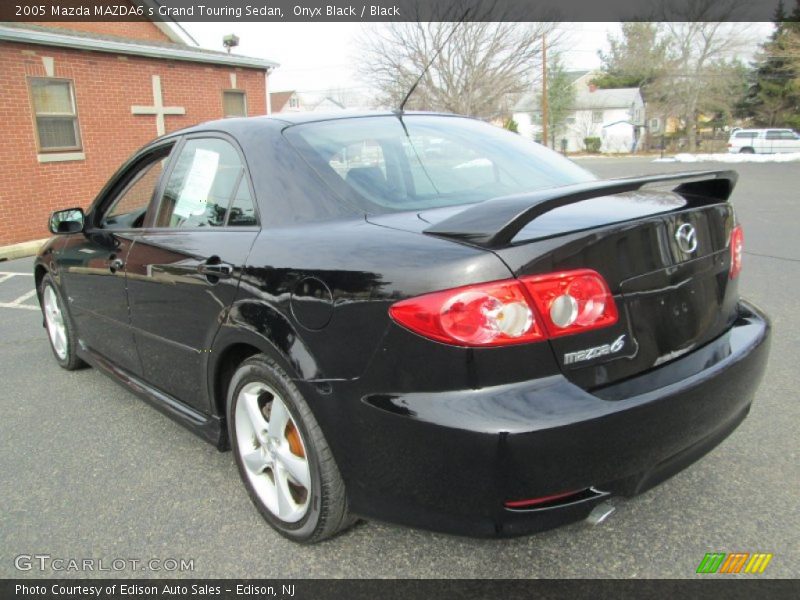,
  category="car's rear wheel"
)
[40,274,84,370]
[740,147,755,154]
[227,354,354,543]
